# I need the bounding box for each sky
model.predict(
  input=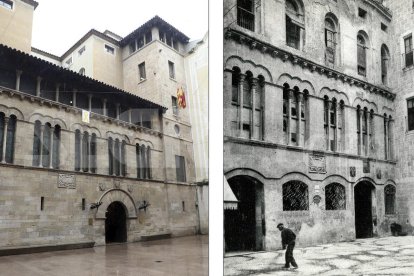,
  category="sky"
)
[31,0,208,56]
